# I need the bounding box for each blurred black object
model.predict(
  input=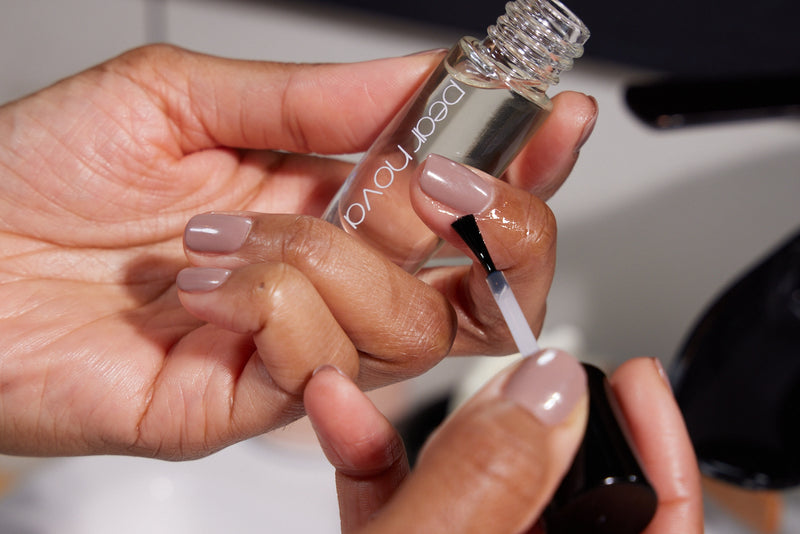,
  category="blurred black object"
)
[625,73,800,128]
[309,0,800,77]
[672,228,800,489]
[545,364,657,534]
[394,394,450,467]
